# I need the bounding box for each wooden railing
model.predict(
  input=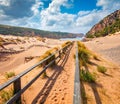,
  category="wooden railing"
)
[73,42,82,104]
[0,42,73,104]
